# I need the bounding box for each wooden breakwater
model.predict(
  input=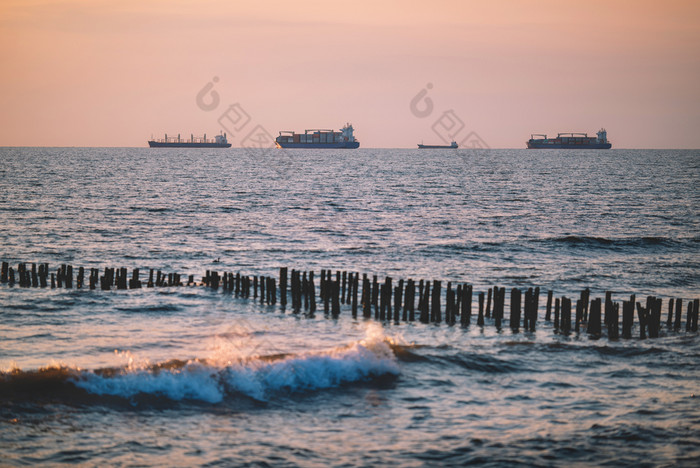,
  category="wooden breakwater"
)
[1,261,698,340]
